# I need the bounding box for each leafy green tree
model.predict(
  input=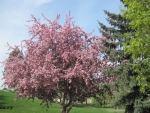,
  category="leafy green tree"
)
[122,0,150,93]
[121,0,150,112]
